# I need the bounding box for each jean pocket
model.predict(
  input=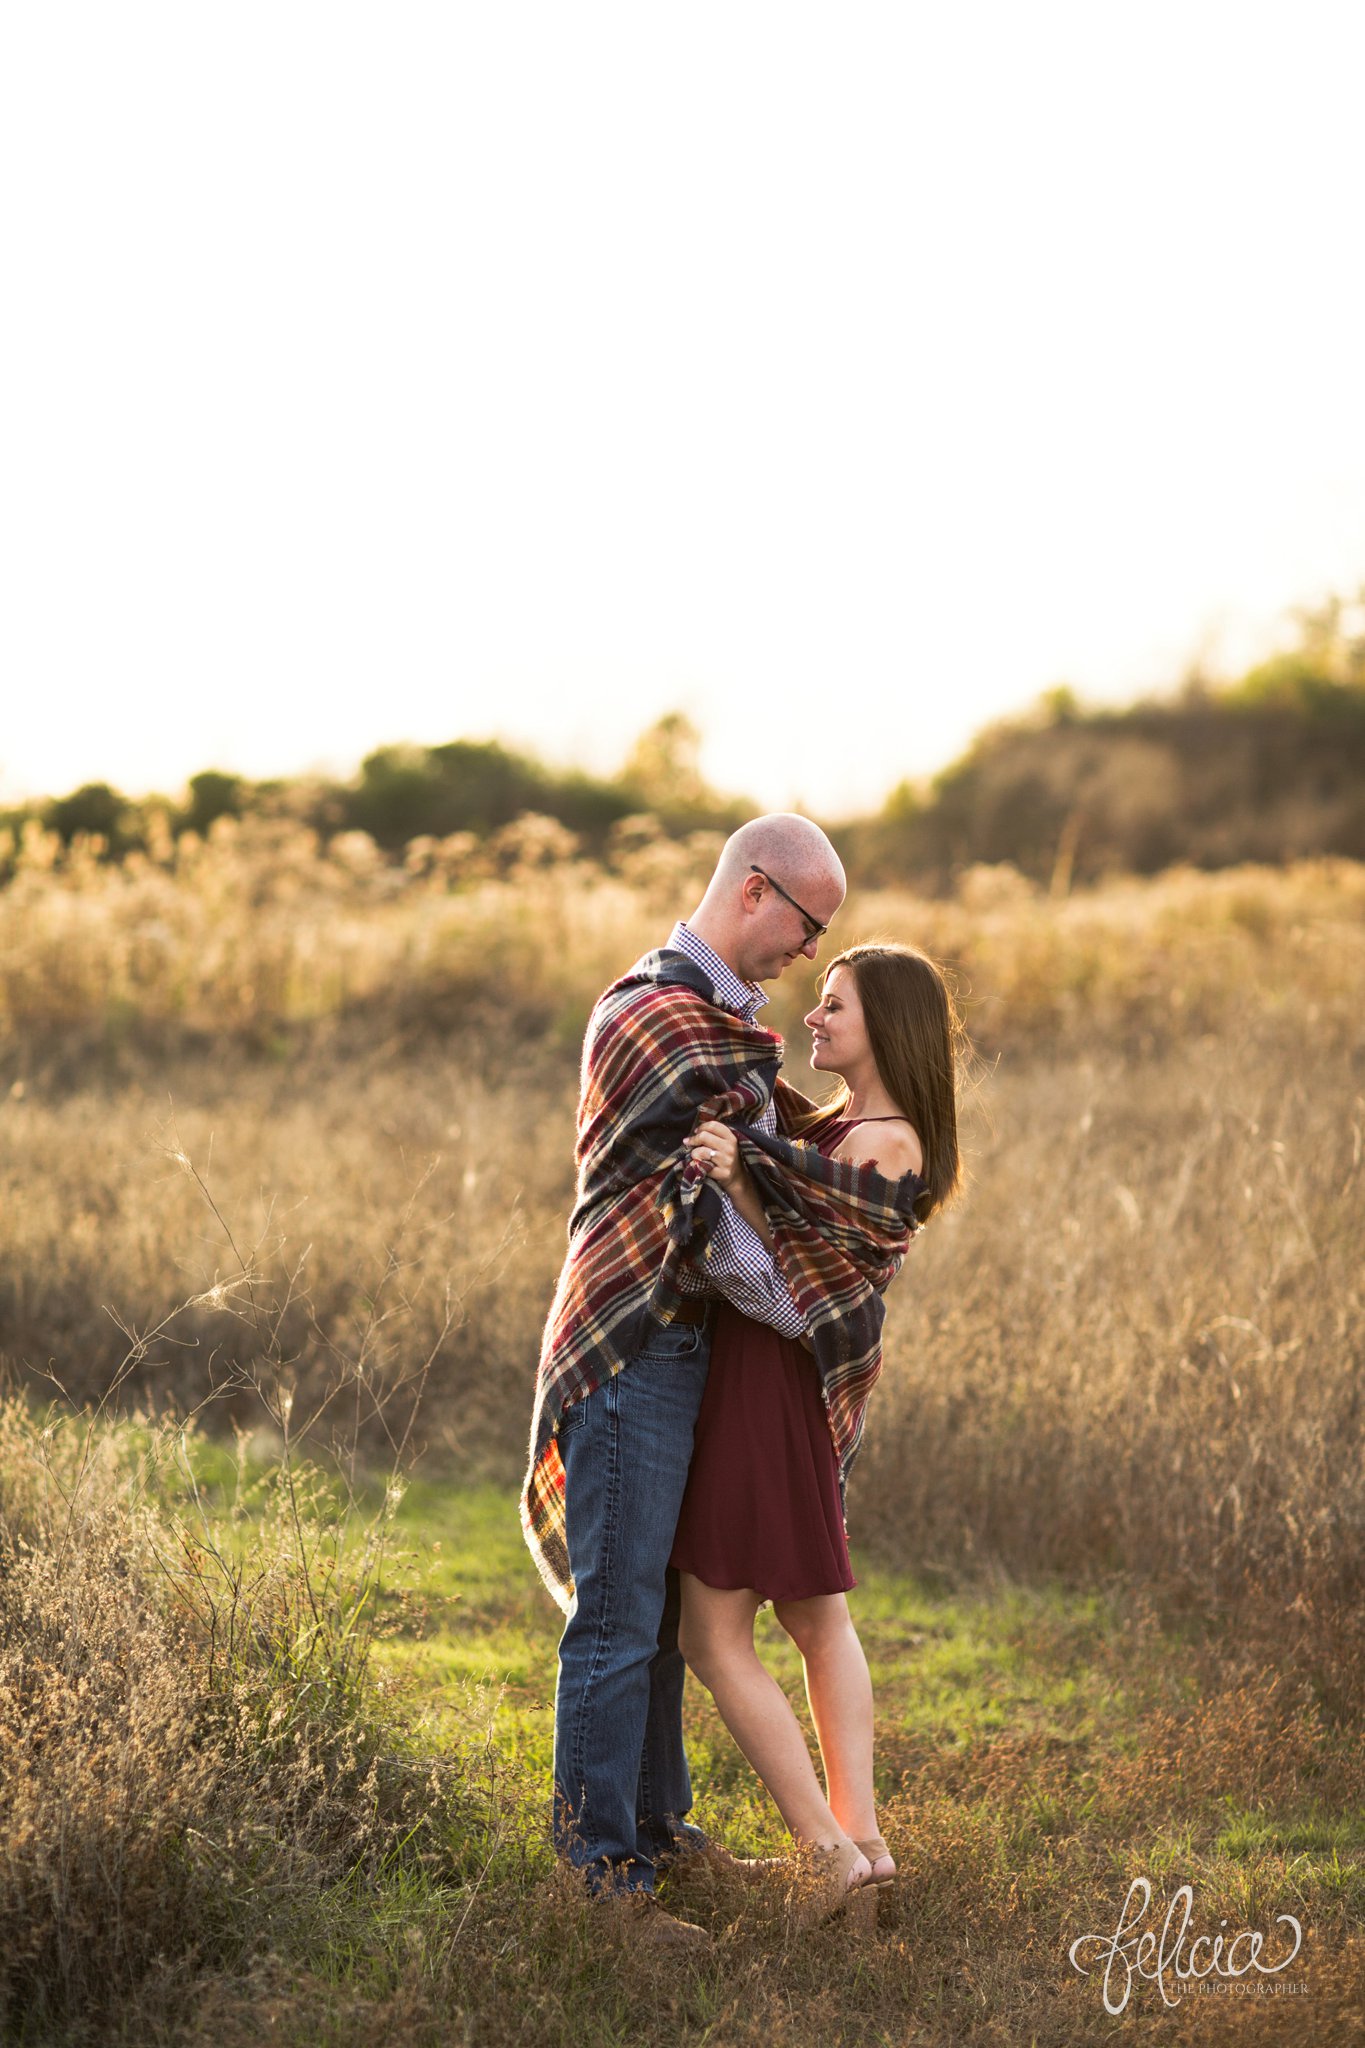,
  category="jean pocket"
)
[557,1393,590,1436]
[634,1318,704,1363]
